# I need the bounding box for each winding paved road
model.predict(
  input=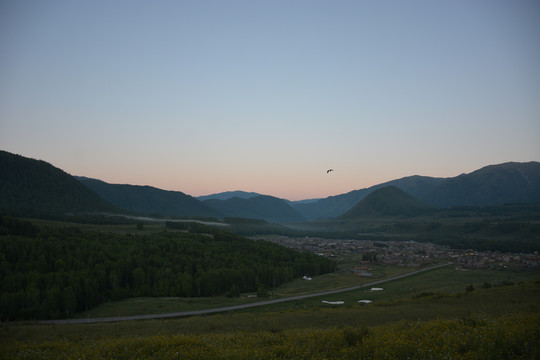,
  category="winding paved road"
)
[42,262,452,325]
